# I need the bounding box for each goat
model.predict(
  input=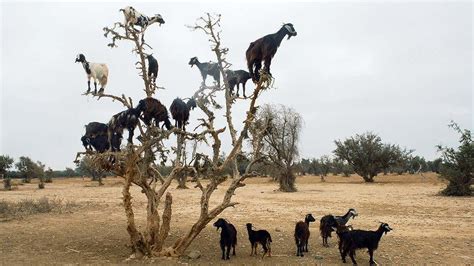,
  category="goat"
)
[146,54,159,85]
[334,223,353,258]
[213,218,237,260]
[108,107,140,148]
[246,23,297,82]
[119,6,165,29]
[75,54,109,94]
[84,122,108,138]
[189,57,220,85]
[340,223,393,265]
[294,213,316,257]
[320,208,358,247]
[81,134,122,153]
[225,70,252,98]
[135,97,172,130]
[245,223,272,258]
[169,98,197,131]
